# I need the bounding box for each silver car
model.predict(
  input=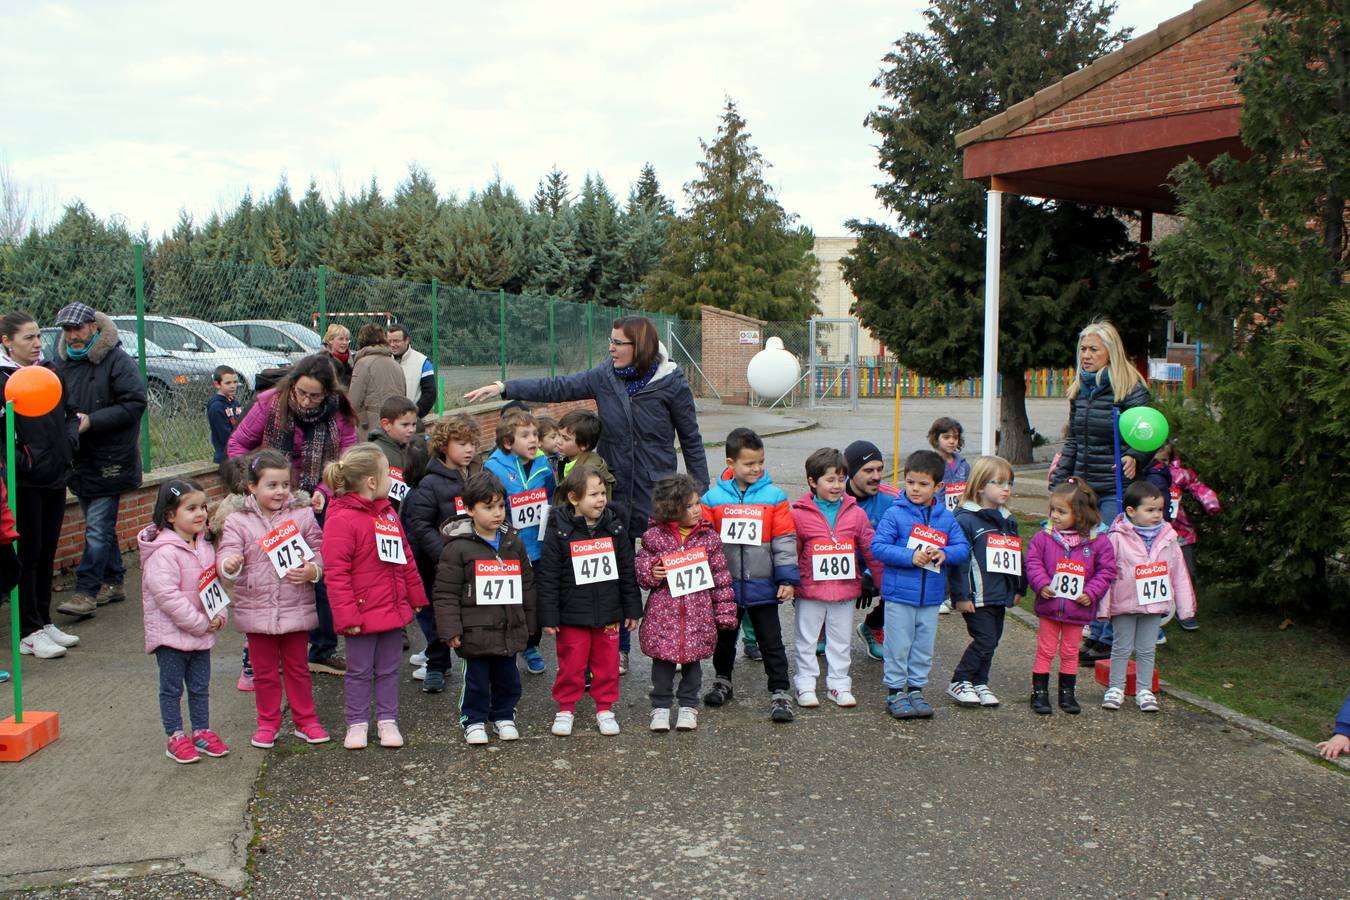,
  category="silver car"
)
[109,315,290,390]
[218,319,324,363]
